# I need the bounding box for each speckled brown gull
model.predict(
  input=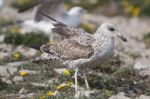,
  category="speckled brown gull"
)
[39,12,127,93]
